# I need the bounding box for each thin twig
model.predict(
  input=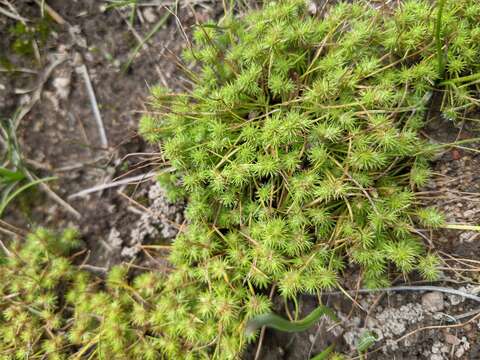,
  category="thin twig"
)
[0,219,27,236]
[68,170,171,199]
[324,285,480,303]
[0,67,37,74]
[355,311,480,360]
[15,56,67,130]
[52,156,109,172]
[123,11,171,71]
[254,285,276,360]
[78,64,109,149]
[118,190,154,216]
[162,5,190,49]
[0,238,12,257]
[33,0,66,25]
[254,326,267,360]
[116,8,146,49]
[79,264,107,274]
[454,307,480,321]
[120,152,162,161]
[0,4,28,22]
[442,223,480,231]
[24,169,81,219]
